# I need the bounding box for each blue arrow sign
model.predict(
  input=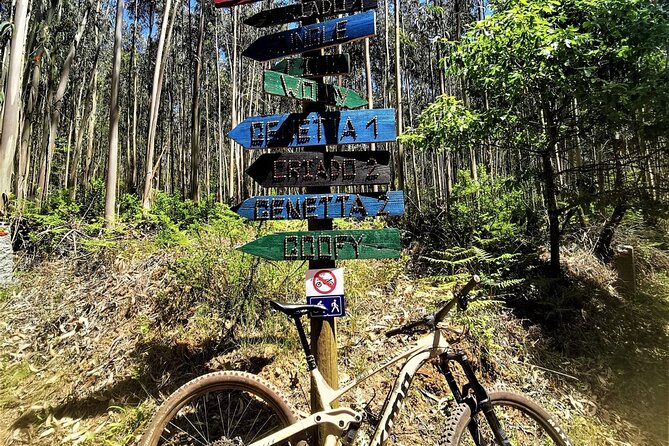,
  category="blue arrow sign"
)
[242,11,376,62]
[228,109,396,149]
[308,295,345,318]
[233,192,405,221]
